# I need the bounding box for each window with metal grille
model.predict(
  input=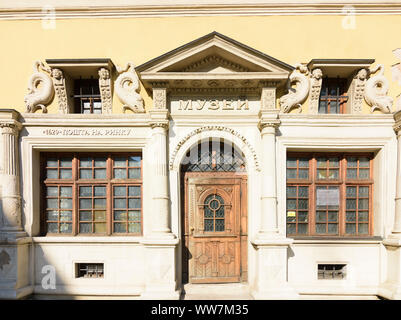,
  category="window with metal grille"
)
[73,78,102,114]
[181,140,246,172]
[318,78,349,114]
[76,263,104,278]
[203,194,225,232]
[42,153,142,235]
[318,264,346,280]
[286,153,373,237]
